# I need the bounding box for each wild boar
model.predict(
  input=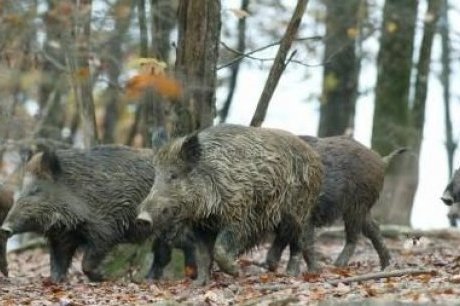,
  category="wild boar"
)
[441,168,460,227]
[0,185,13,276]
[266,136,406,271]
[0,145,196,282]
[136,124,324,285]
